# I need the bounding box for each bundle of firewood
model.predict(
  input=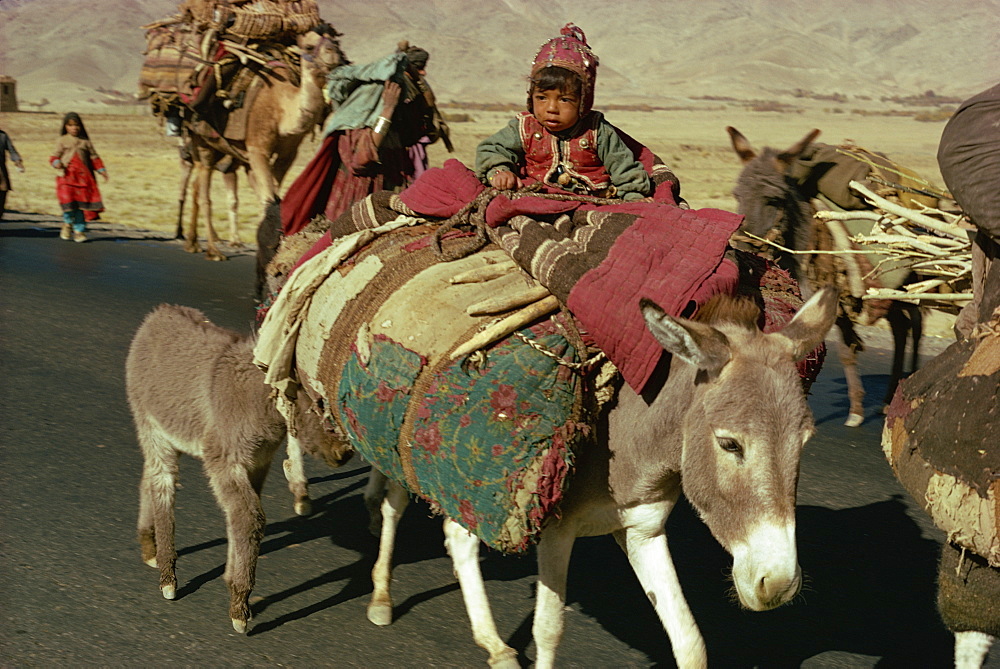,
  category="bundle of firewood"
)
[815,180,974,309]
